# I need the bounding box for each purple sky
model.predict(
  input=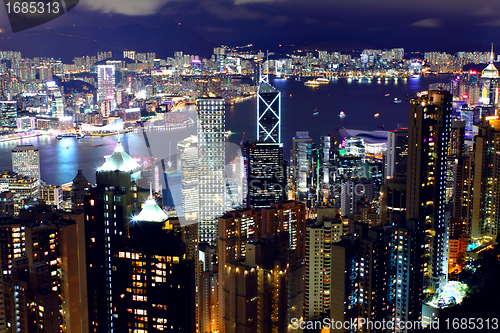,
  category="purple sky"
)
[1,0,500,53]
